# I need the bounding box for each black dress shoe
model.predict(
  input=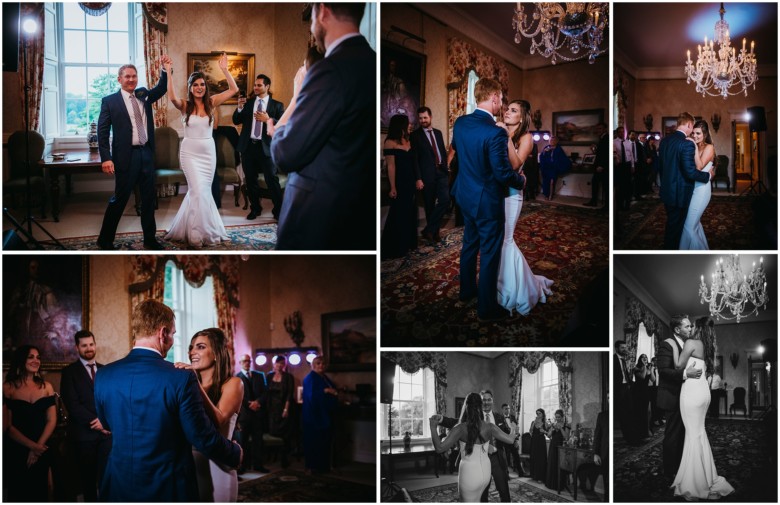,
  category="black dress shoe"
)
[97,240,115,250]
[247,211,258,220]
[478,307,511,322]
[143,239,164,250]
